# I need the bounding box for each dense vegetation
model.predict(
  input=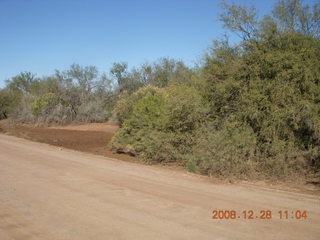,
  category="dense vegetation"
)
[1,0,319,180]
